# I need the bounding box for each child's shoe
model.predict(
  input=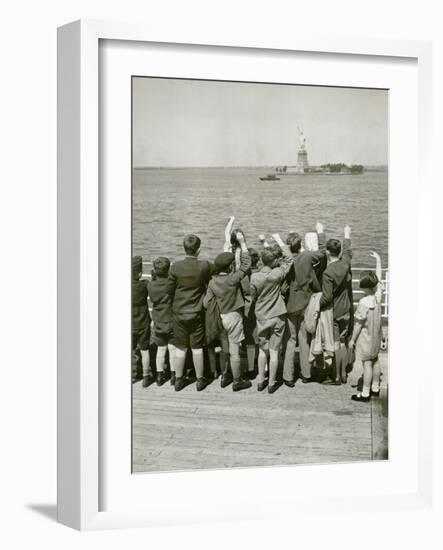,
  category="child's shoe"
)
[142,373,155,388]
[351,393,370,403]
[196,377,208,391]
[156,371,168,386]
[232,378,252,392]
